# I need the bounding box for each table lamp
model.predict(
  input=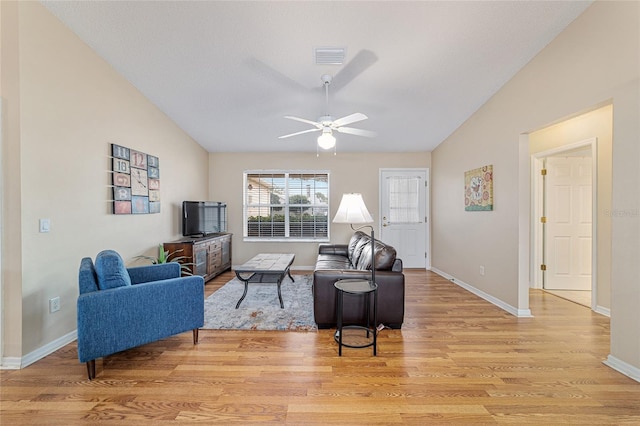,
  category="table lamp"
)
[332,193,376,286]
